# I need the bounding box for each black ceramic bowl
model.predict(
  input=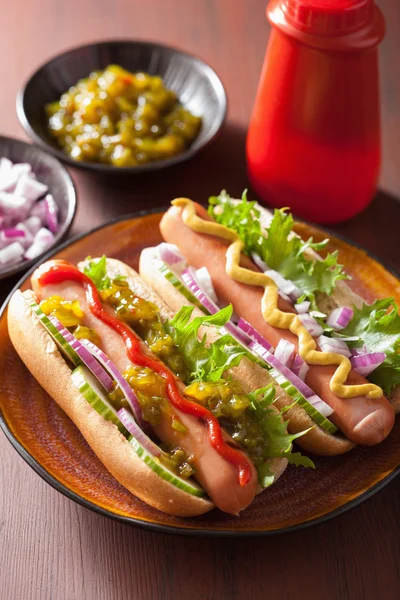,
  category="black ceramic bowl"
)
[0,135,77,279]
[17,40,227,174]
